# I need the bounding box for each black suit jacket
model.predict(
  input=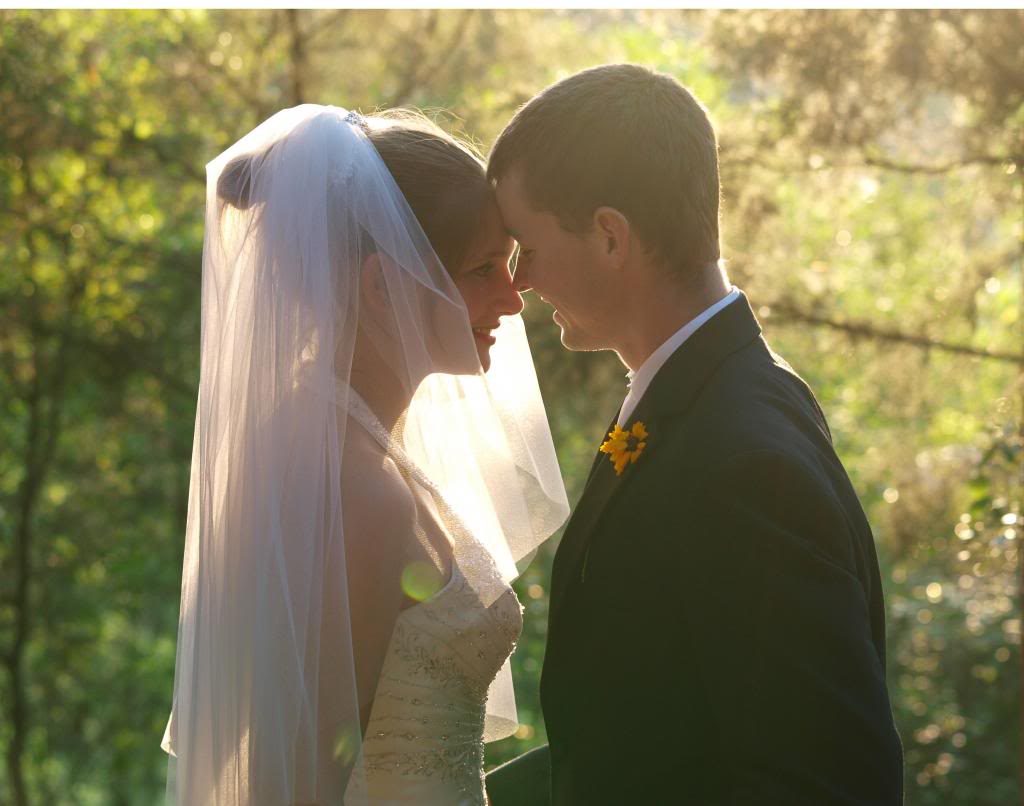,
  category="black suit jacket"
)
[527,294,903,805]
